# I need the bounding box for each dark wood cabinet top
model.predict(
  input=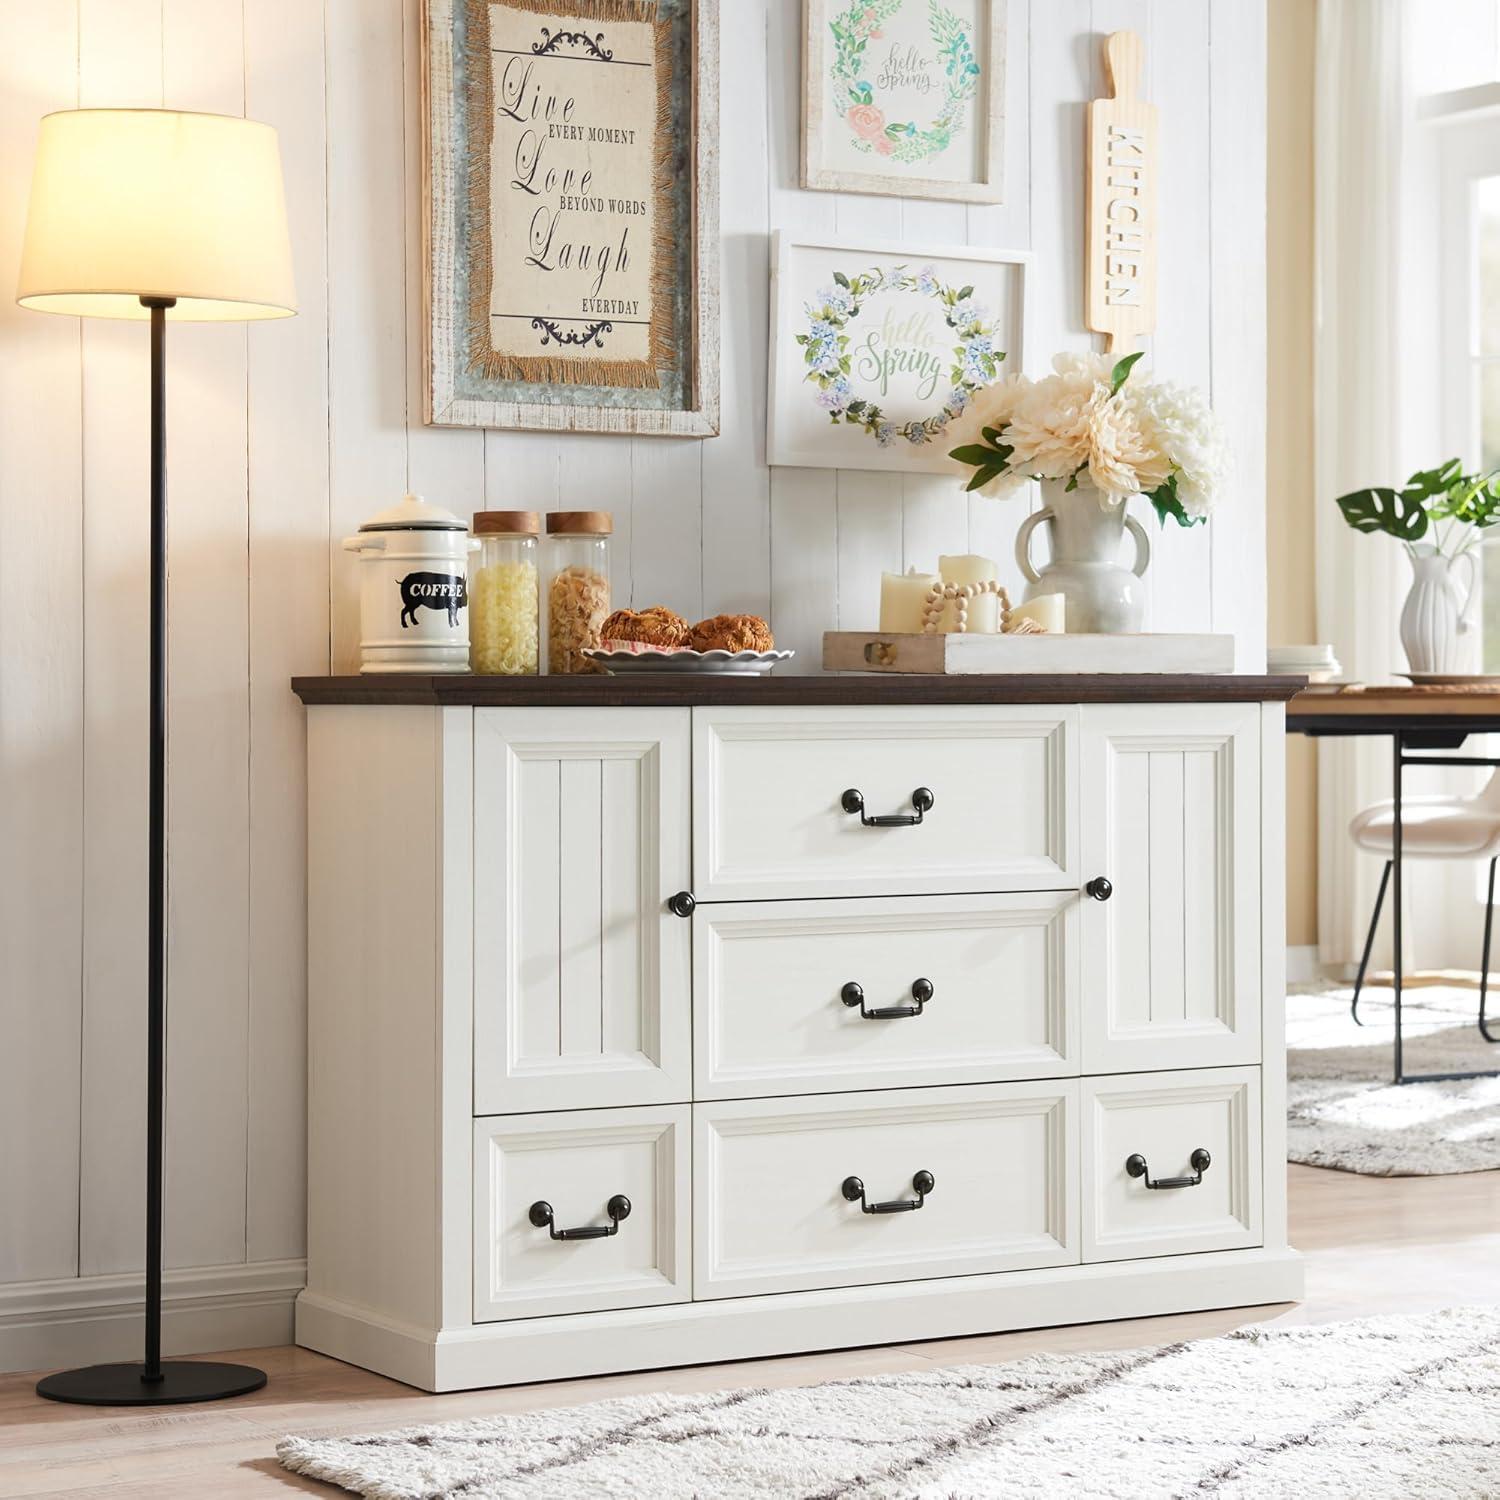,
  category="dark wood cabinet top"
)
[292,673,1307,708]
